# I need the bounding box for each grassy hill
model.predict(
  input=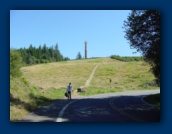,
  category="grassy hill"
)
[10,57,159,121]
[21,58,158,92]
[20,59,97,90]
